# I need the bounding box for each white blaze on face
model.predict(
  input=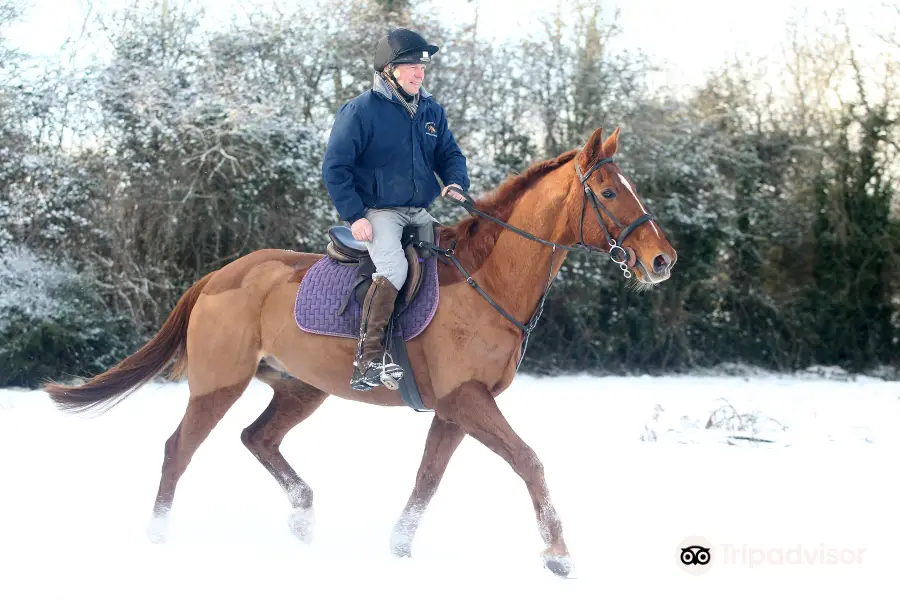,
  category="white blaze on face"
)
[617,172,661,237]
